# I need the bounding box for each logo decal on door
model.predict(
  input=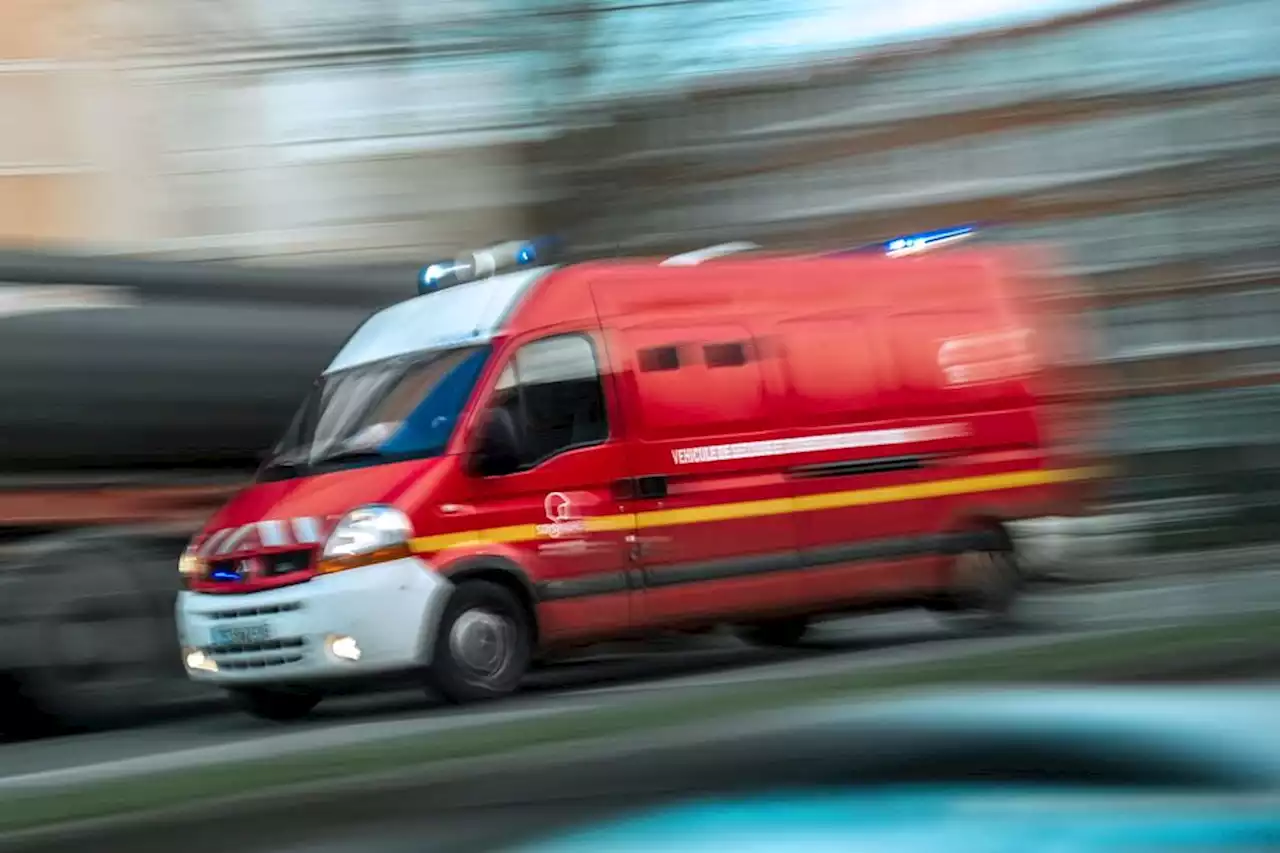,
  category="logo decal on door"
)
[536,492,588,539]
